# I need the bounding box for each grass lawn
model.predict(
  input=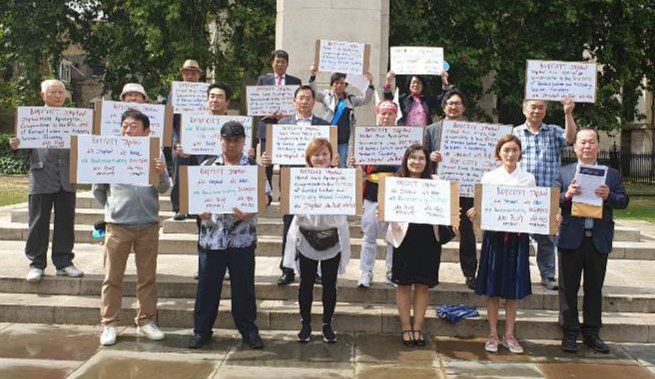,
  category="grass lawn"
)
[0,175,28,206]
